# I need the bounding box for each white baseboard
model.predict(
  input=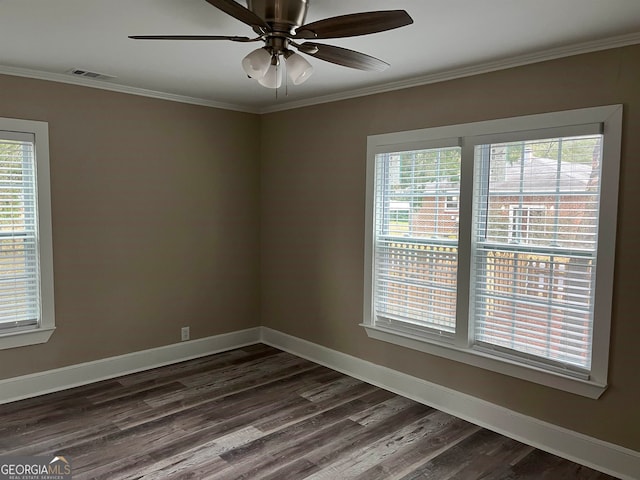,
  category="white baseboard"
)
[0,327,261,405]
[260,327,640,480]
